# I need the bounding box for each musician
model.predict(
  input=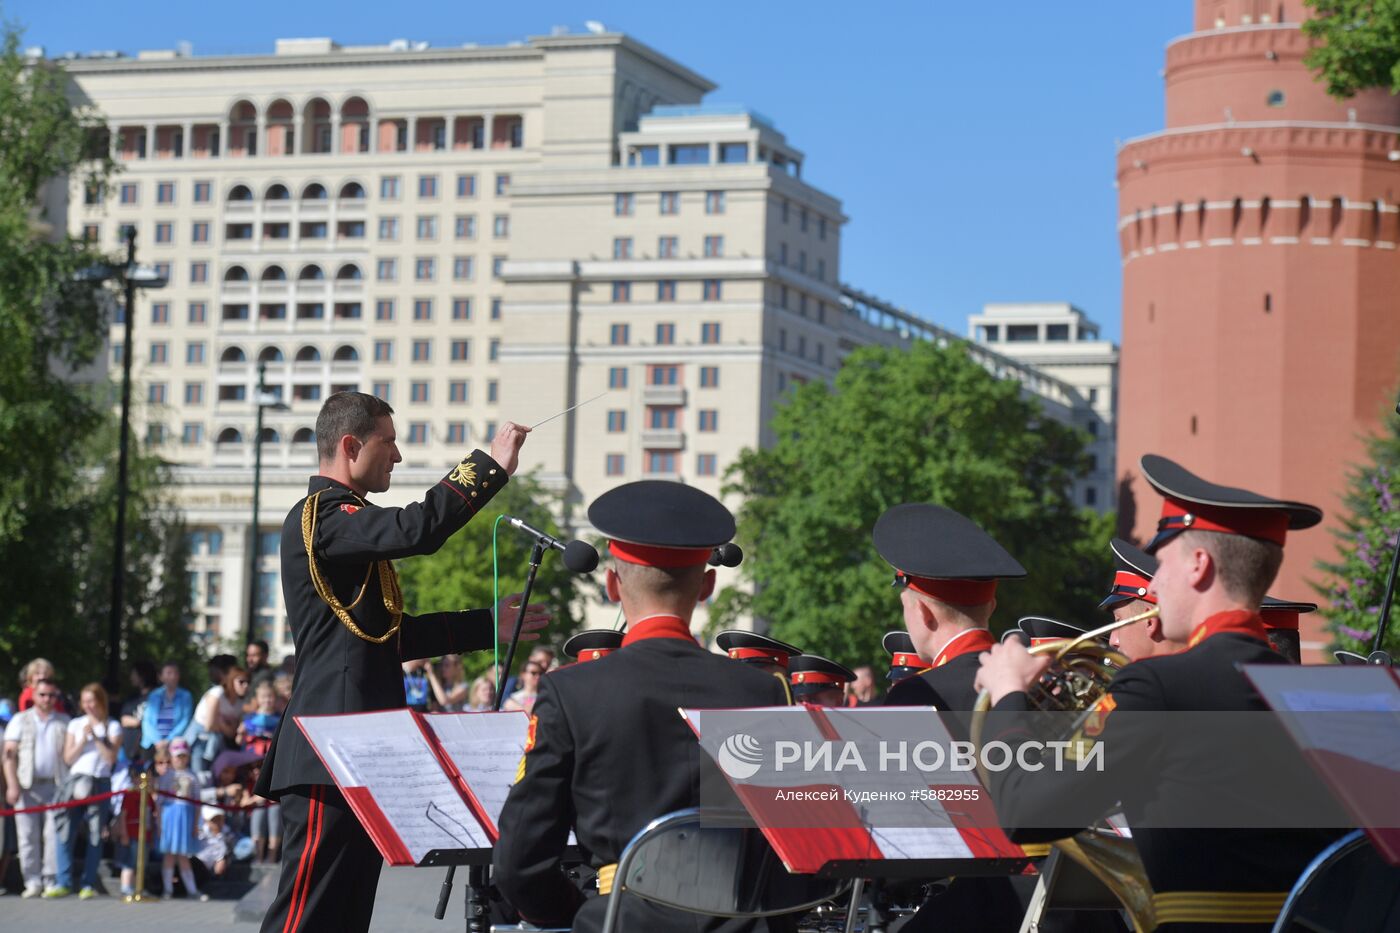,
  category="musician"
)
[876,503,1027,711]
[492,481,789,933]
[977,454,1341,932]
[256,392,546,933]
[1005,615,1093,649]
[1101,537,1183,661]
[1258,597,1313,664]
[717,630,801,701]
[788,655,854,708]
[875,504,1029,932]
